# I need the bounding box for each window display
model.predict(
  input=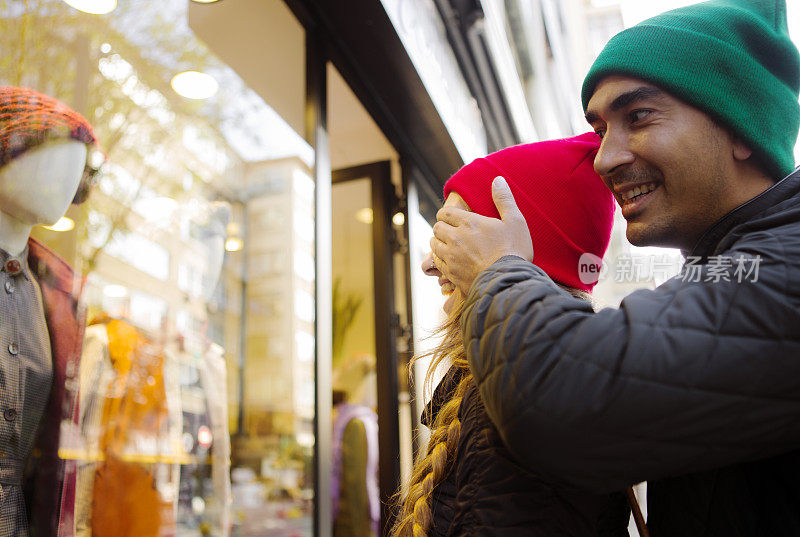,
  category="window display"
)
[1,1,315,536]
